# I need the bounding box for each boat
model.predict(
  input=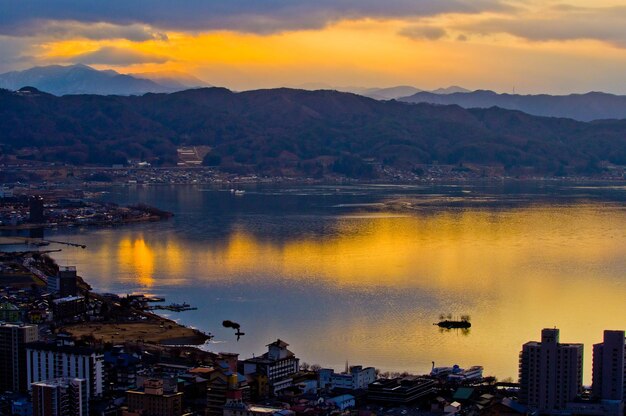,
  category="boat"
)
[435,319,471,329]
[447,365,483,381]
[430,362,454,377]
